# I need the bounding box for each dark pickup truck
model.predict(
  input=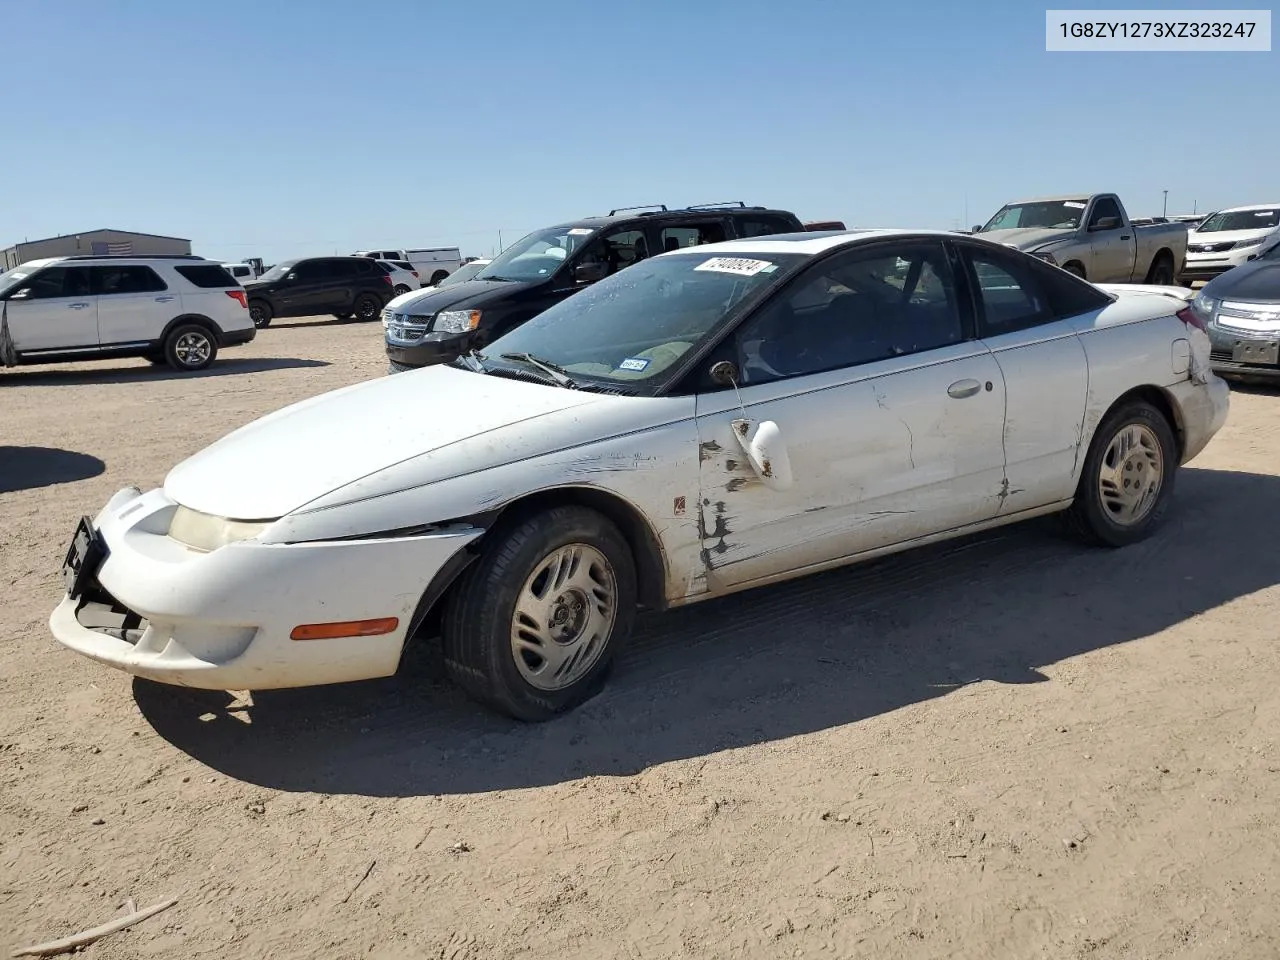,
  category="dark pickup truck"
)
[384,202,805,373]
